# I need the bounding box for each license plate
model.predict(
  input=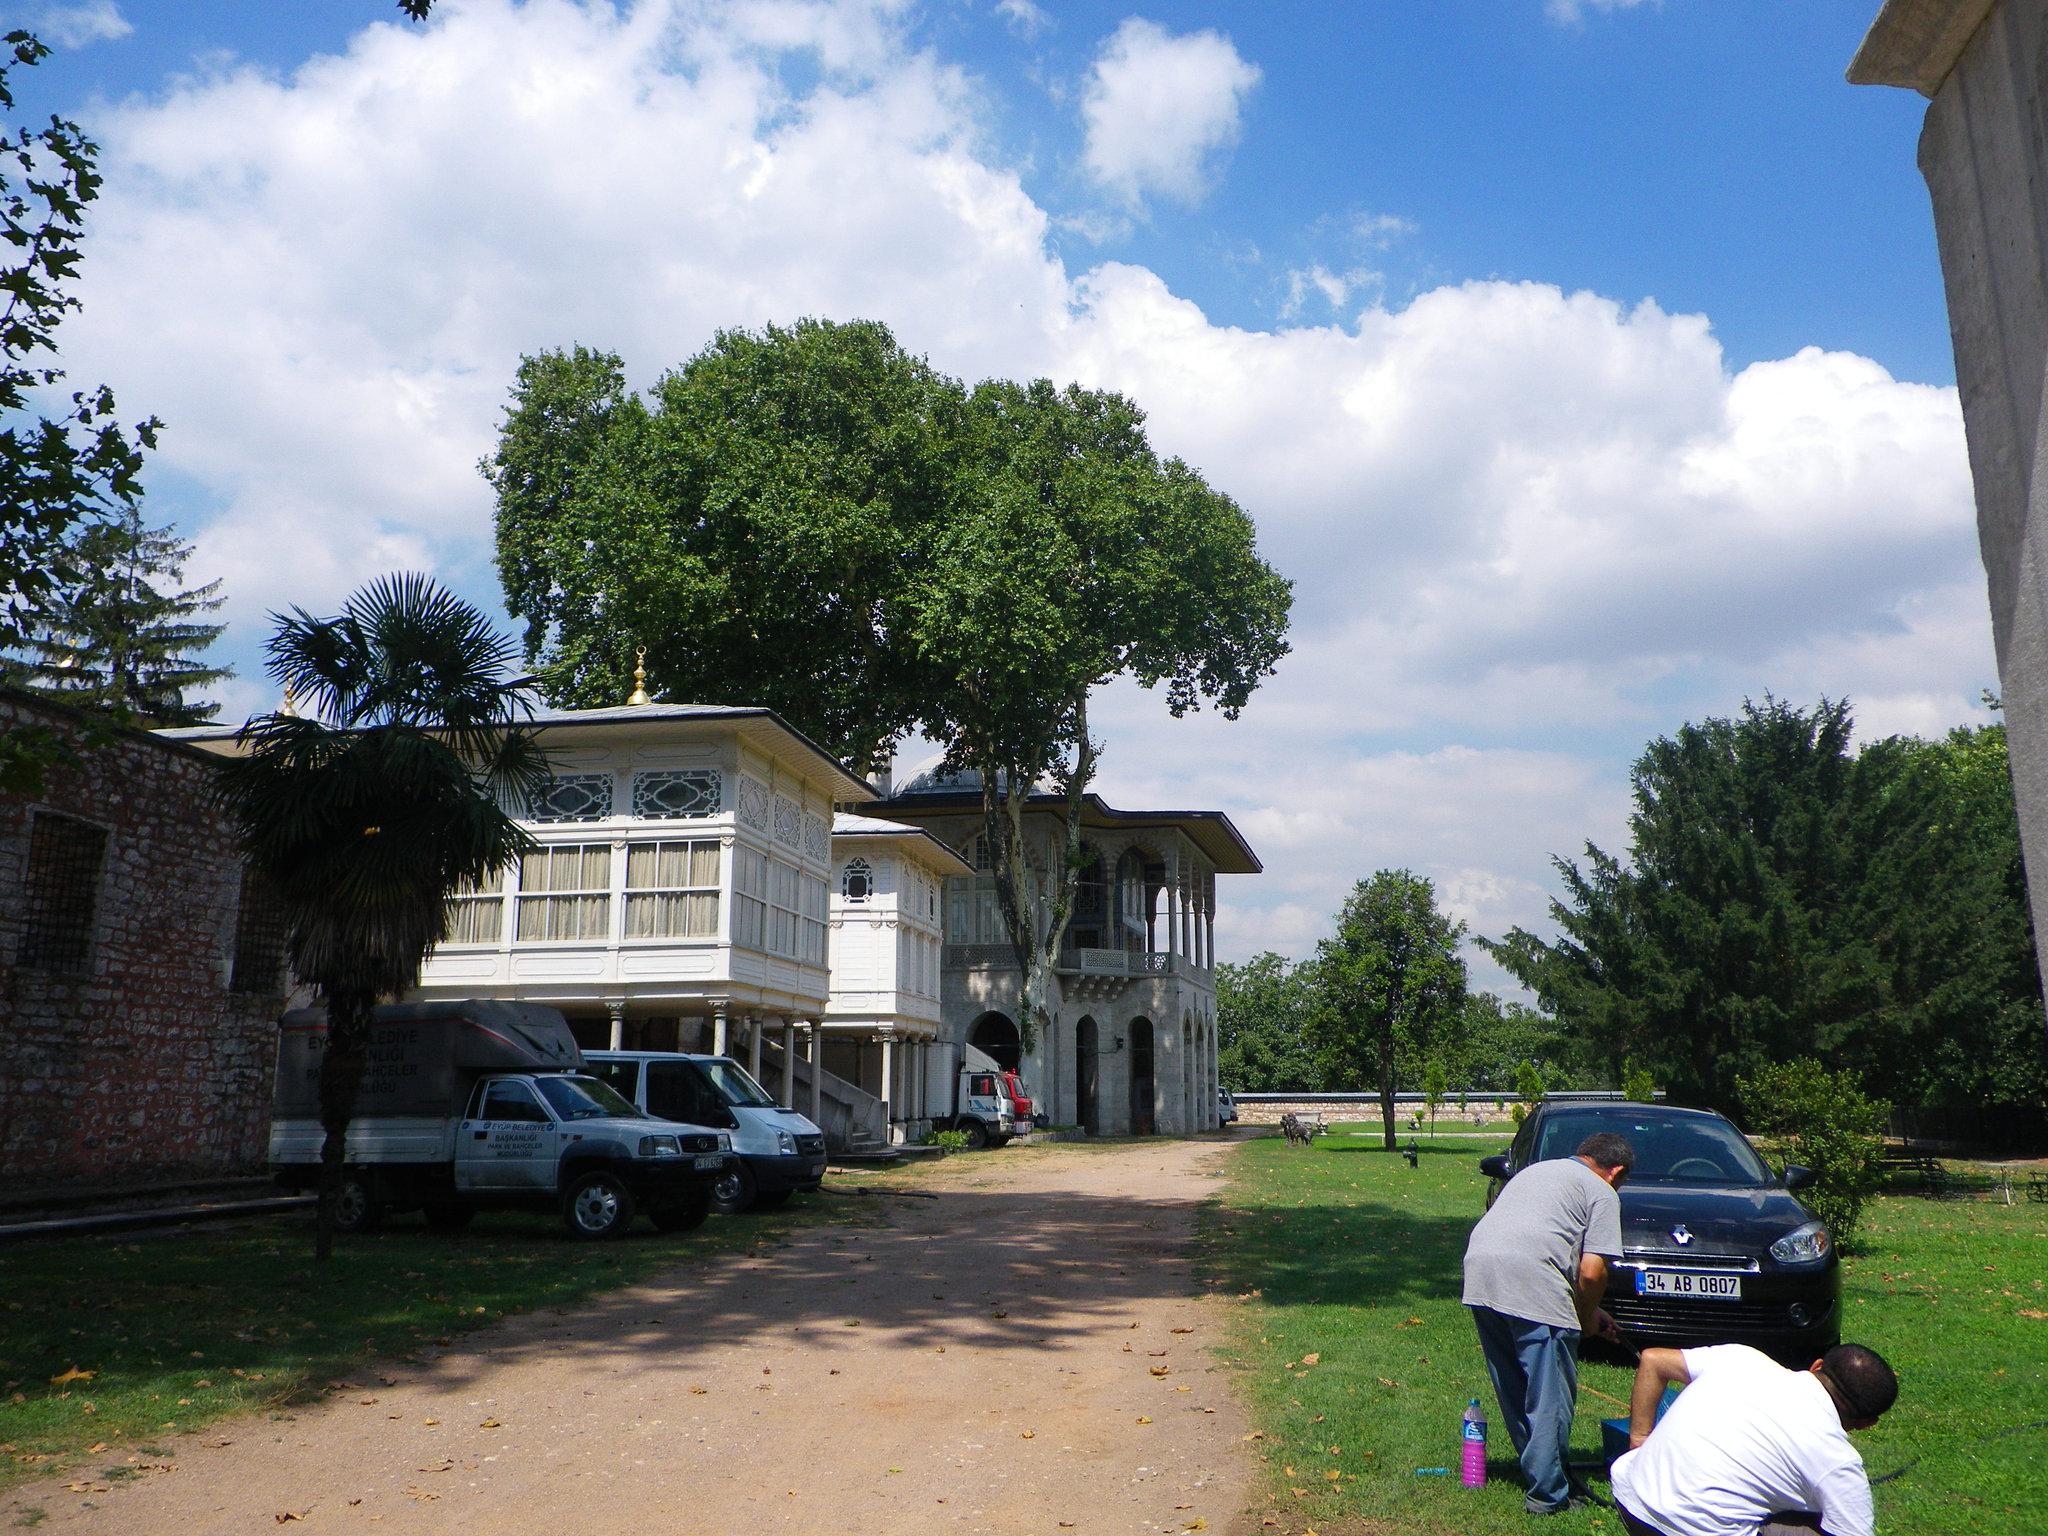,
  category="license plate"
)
[1636,1270,1742,1300]
[693,1155,724,1170]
